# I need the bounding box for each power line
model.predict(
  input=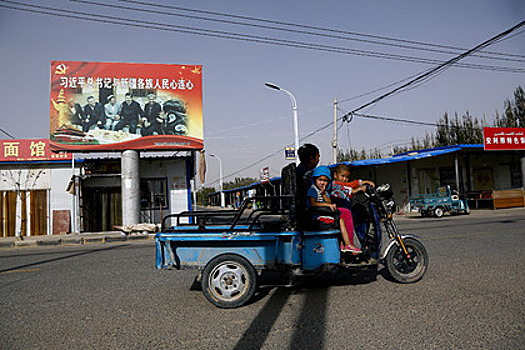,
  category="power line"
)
[1,1,524,73]
[341,20,525,120]
[2,1,522,183]
[115,0,525,61]
[0,127,16,139]
[209,21,524,184]
[69,0,525,64]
